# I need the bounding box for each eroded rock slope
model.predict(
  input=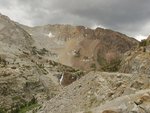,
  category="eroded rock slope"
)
[0,13,84,112]
[20,24,138,71]
[38,72,150,113]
